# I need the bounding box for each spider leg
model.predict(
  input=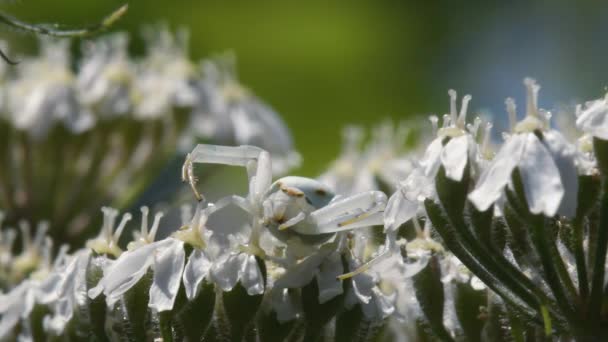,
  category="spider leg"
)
[183,144,272,202]
[338,250,390,280]
[292,191,387,235]
[278,212,306,231]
